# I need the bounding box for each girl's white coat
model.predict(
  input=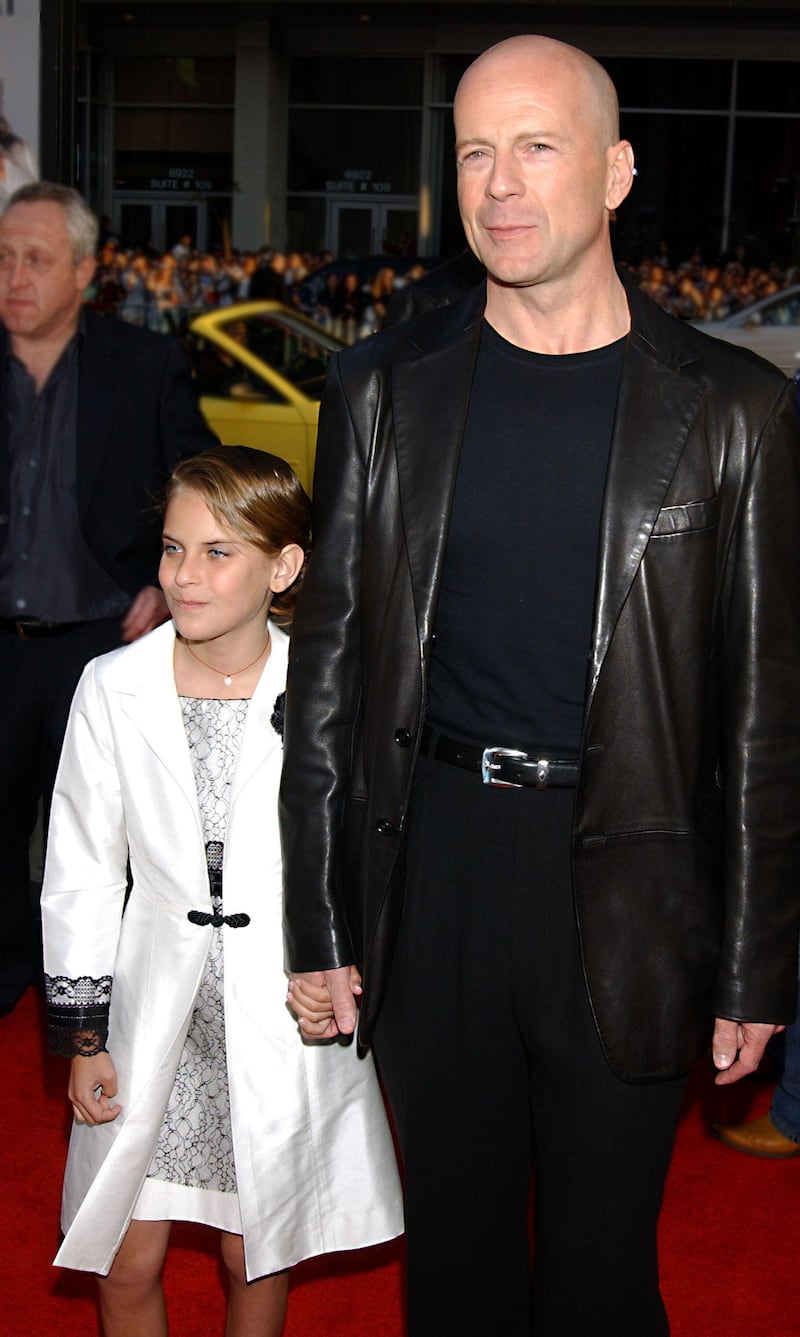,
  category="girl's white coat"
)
[41,621,403,1279]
